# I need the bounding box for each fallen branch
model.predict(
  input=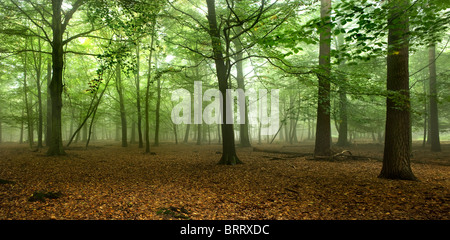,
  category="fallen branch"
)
[252,147,312,158]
